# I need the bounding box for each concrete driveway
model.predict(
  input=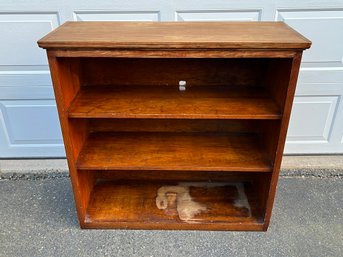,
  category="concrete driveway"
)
[0,175,342,257]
